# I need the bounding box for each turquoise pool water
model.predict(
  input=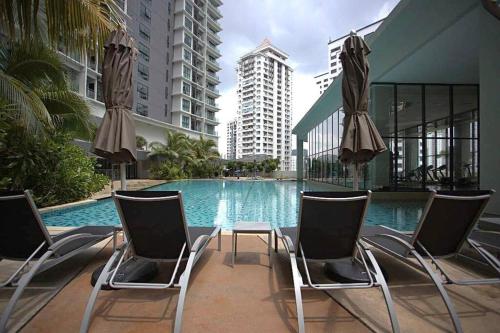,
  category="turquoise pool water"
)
[41,180,425,231]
